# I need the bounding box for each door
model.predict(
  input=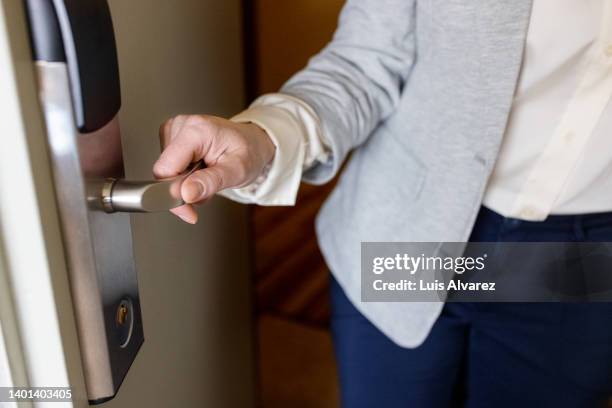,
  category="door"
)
[0,1,254,407]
